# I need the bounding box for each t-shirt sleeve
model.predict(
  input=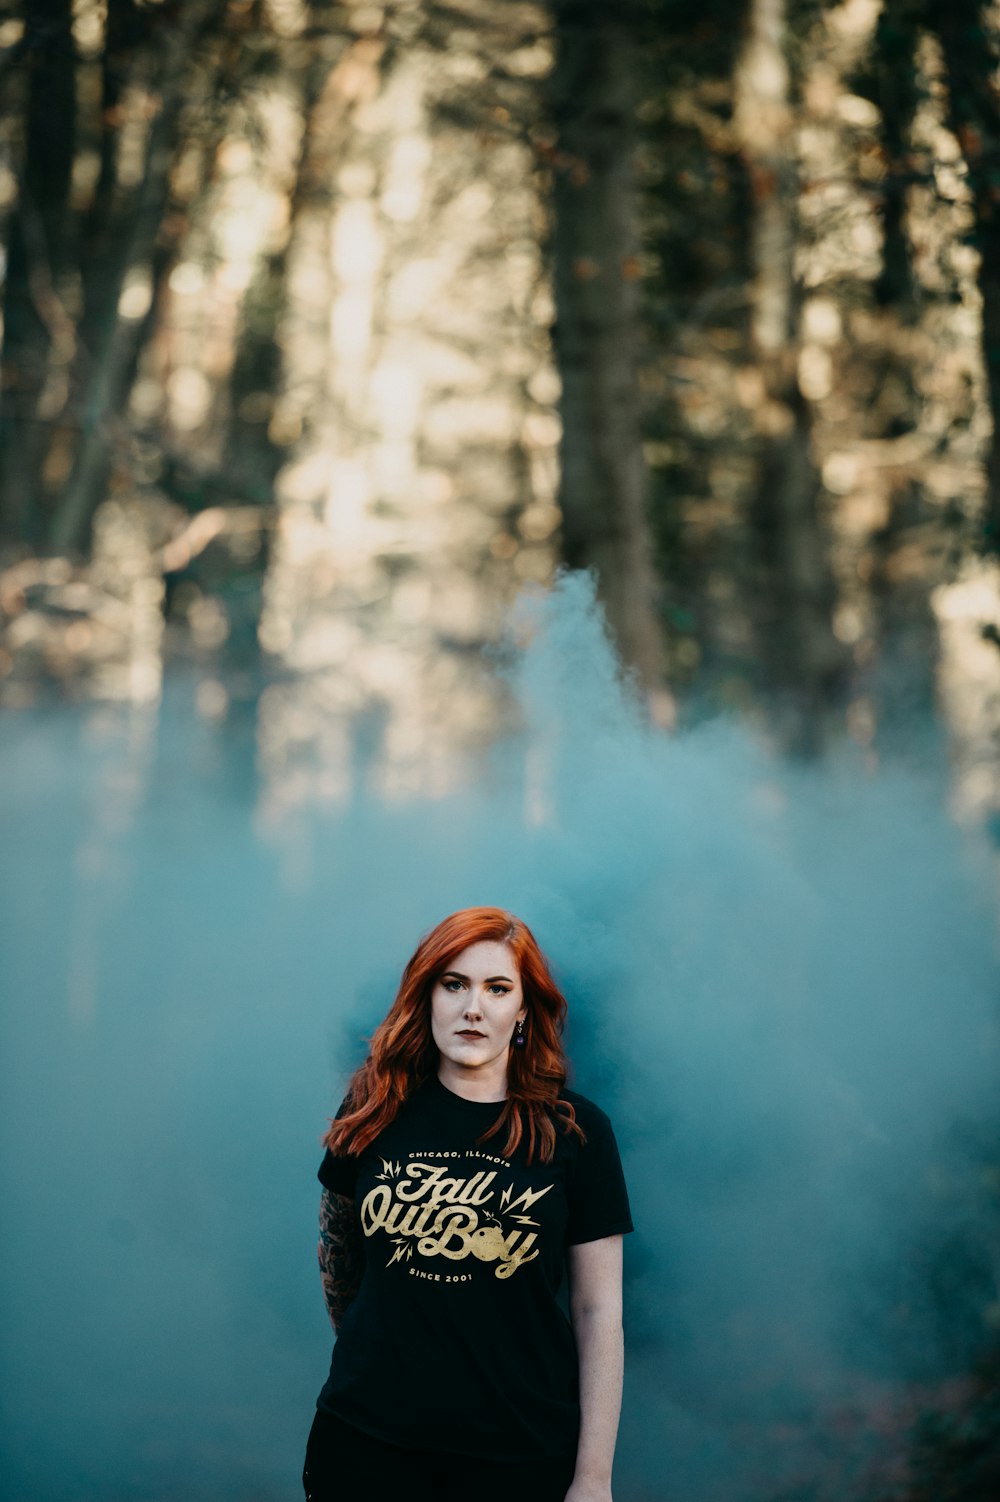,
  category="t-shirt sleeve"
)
[317,1092,360,1199]
[318,1147,359,1197]
[565,1102,634,1246]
